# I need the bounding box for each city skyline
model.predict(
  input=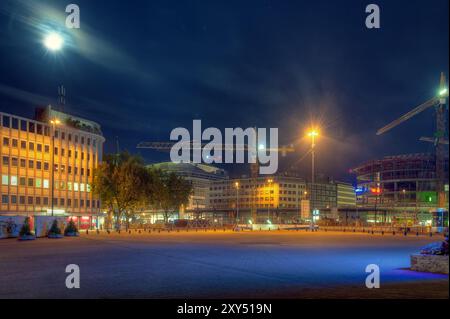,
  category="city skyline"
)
[0,0,448,181]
